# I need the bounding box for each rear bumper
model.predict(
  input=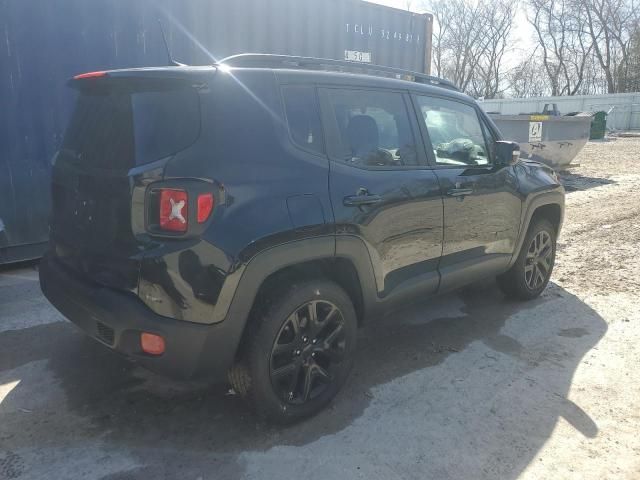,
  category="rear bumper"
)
[39,254,241,381]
